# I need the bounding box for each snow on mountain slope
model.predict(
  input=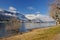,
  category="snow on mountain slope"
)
[25,14,55,22]
[0,7,56,22]
[0,8,28,21]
